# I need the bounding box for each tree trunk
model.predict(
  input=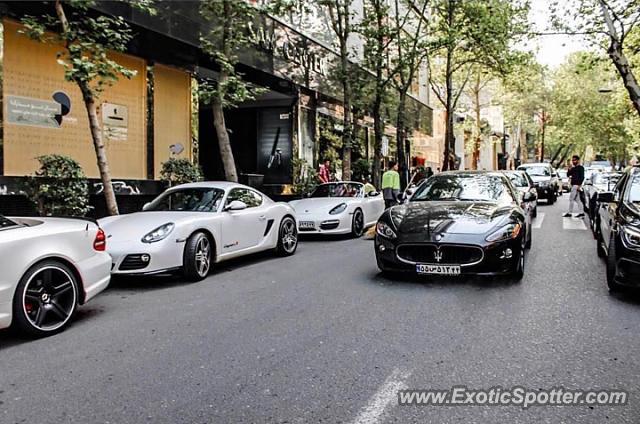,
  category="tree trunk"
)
[608,41,640,117]
[212,96,238,183]
[341,65,352,181]
[372,94,383,189]
[396,91,408,189]
[80,86,119,215]
[472,81,481,170]
[56,0,118,215]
